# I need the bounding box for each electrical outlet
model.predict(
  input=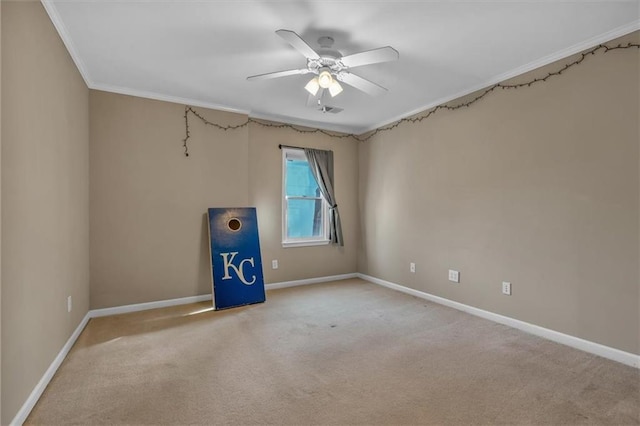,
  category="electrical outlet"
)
[67,296,72,313]
[448,269,460,283]
[271,260,278,269]
[502,282,512,295]
[410,262,416,273]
